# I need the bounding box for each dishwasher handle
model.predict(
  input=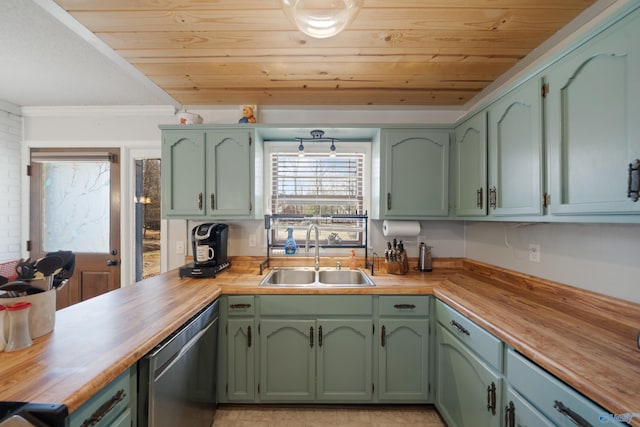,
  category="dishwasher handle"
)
[153,316,218,382]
